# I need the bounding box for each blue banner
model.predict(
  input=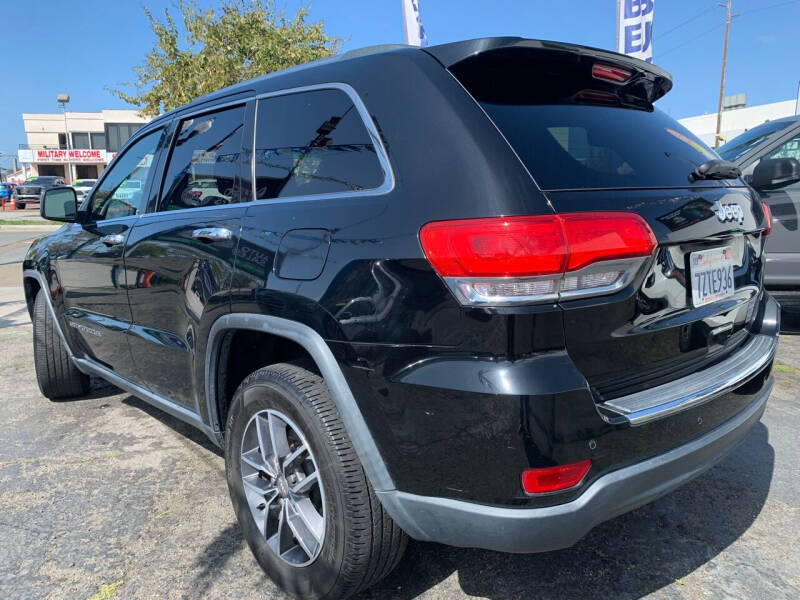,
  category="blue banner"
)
[616,0,654,62]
